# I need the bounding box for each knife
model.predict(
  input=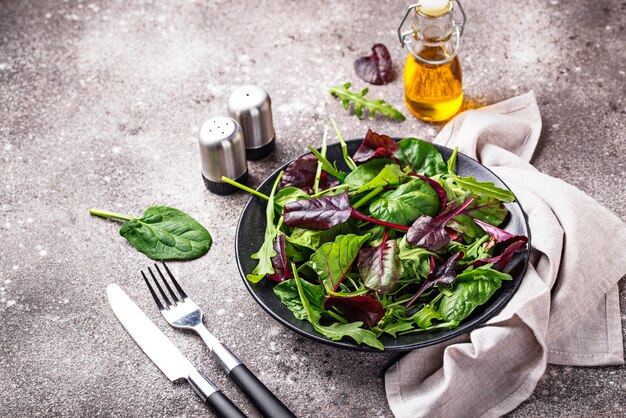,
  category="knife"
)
[107,284,247,418]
